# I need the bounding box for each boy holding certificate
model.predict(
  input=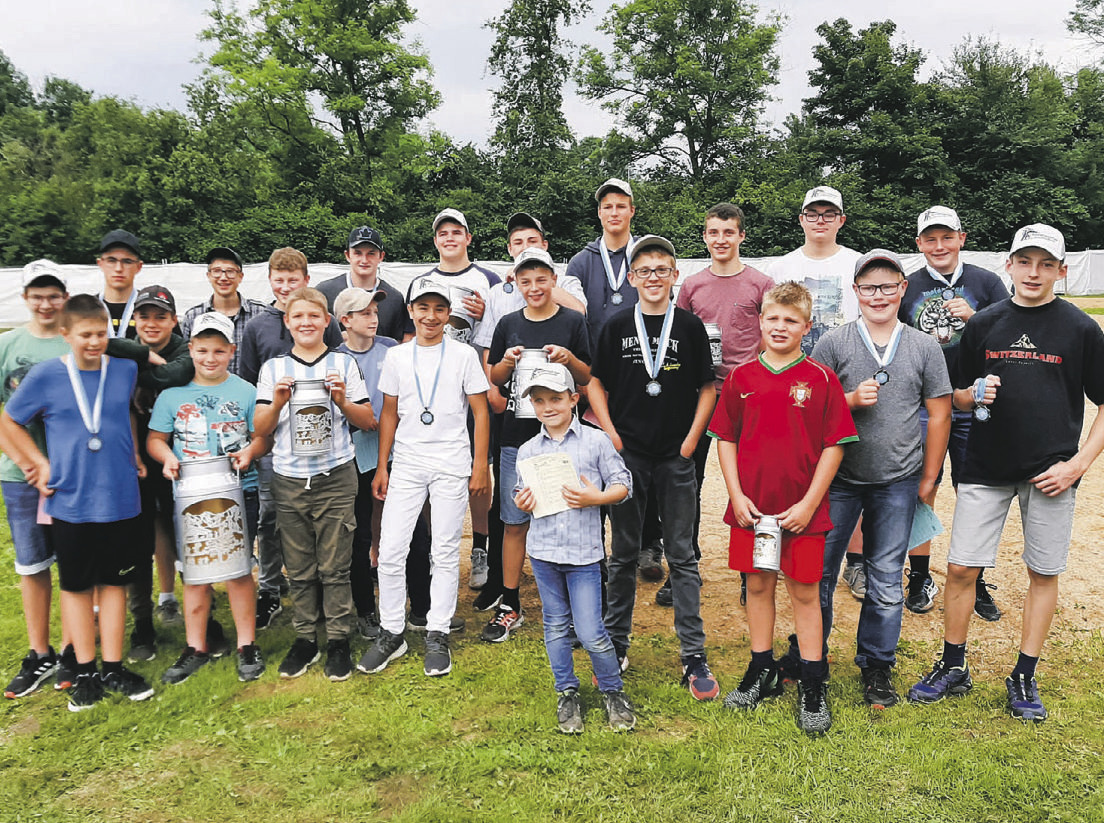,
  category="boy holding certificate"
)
[513,363,634,732]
